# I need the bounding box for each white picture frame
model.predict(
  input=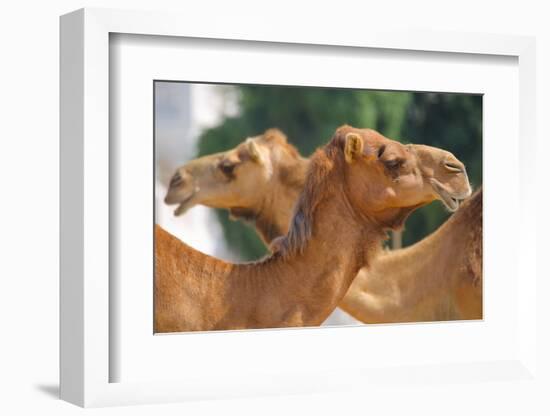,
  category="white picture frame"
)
[60,7,538,408]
